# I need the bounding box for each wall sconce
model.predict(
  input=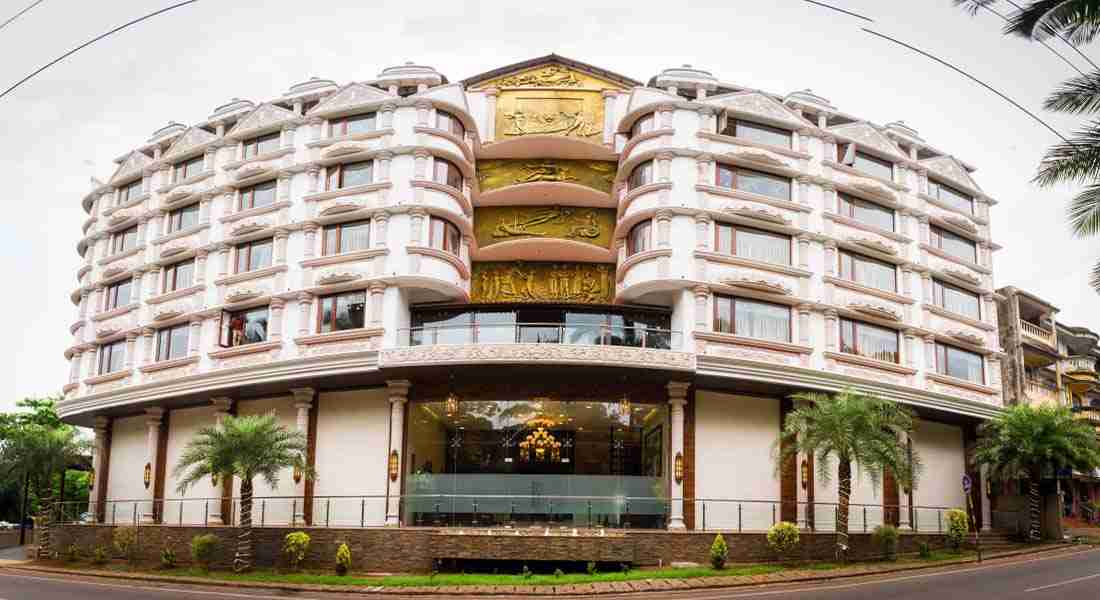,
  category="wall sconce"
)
[211,473,219,488]
[88,468,95,491]
[674,452,684,484]
[800,459,809,490]
[619,394,632,417]
[445,391,459,417]
[293,465,302,484]
[388,450,400,482]
[143,463,152,490]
